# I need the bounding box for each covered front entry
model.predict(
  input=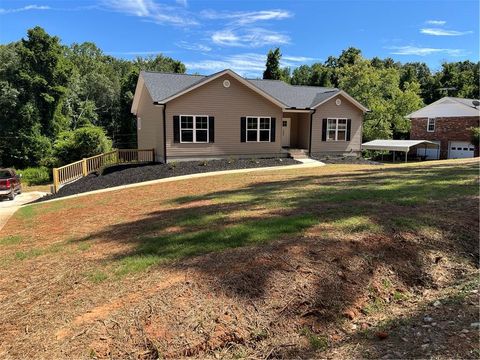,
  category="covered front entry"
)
[281,112,310,150]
